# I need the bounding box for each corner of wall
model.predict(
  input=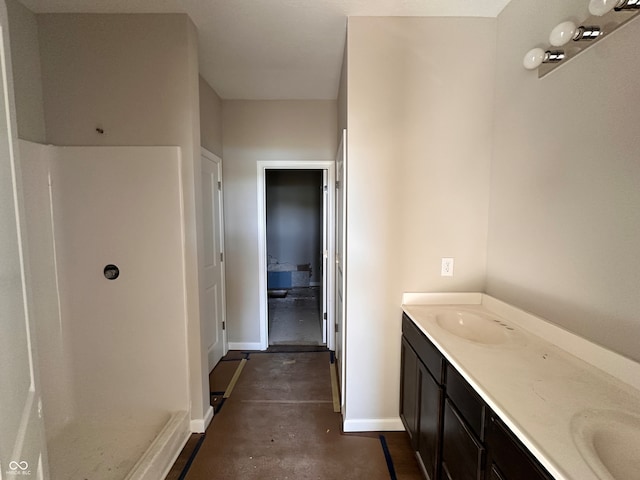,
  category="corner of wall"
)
[199,75,223,158]
[5,0,46,143]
